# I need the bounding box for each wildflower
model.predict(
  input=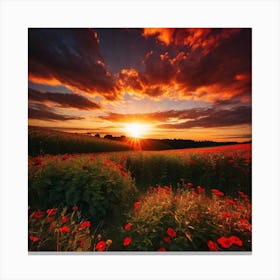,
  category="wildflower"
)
[229,236,243,247]
[187,182,193,188]
[207,240,218,251]
[79,221,91,230]
[197,186,205,194]
[32,211,44,219]
[211,189,224,197]
[221,212,231,218]
[61,216,67,223]
[29,235,39,242]
[217,237,232,248]
[167,227,176,238]
[82,165,88,170]
[47,216,53,222]
[157,247,166,251]
[95,241,106,251]
[62,154,69,161]
[59,225,70,233]
[106,239,112,246]
[133,201,140,211]
[72,205,78,211]
[46,208,57,216]
[124,223,132,231]
[123,237,132,246]
[226,199,237,206]
[164,236,171,243]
